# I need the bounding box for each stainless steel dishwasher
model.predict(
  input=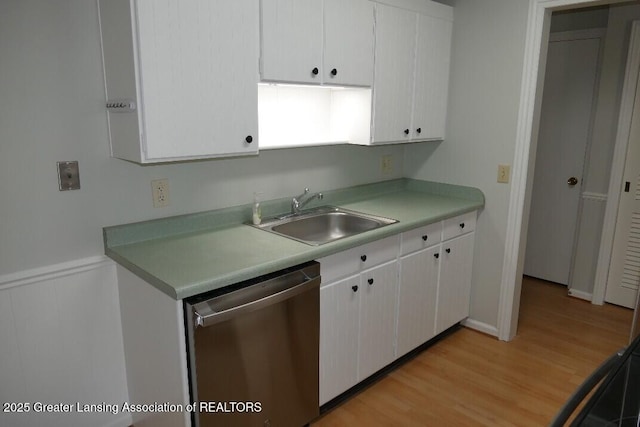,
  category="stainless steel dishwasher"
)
[184,261,320,427]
